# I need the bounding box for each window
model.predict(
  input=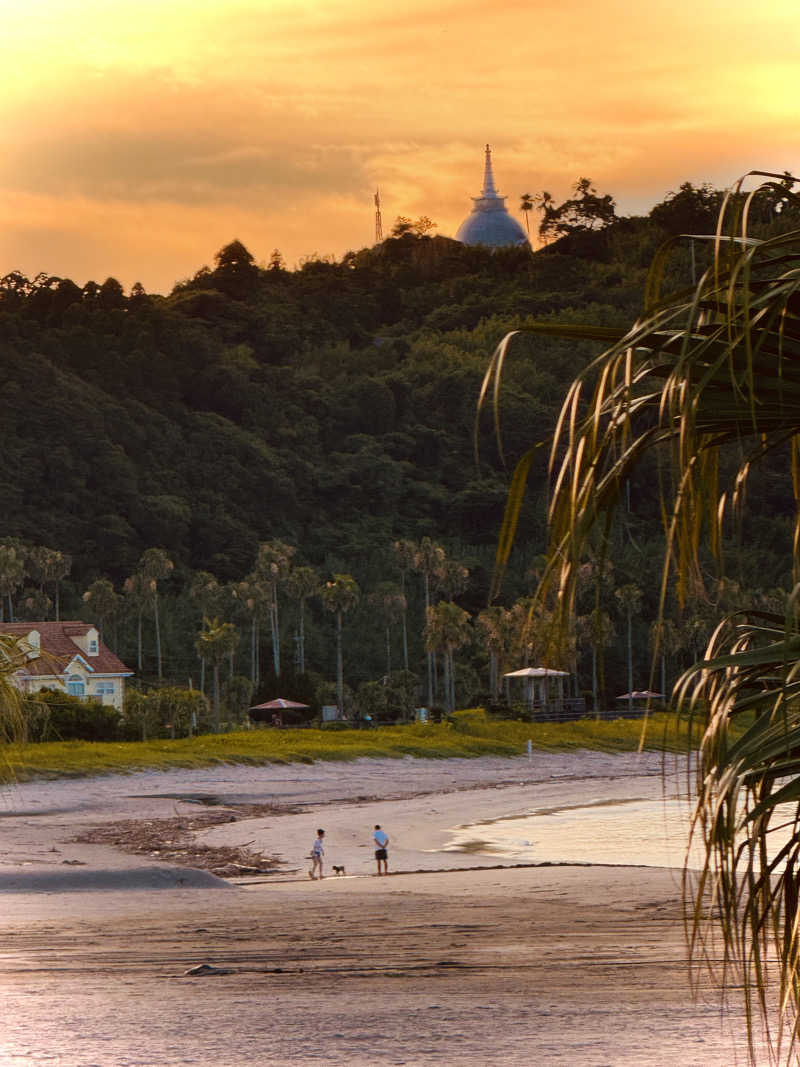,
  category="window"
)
[67,675,85,697]
[88,639,98,655]
[96,682,114,696]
